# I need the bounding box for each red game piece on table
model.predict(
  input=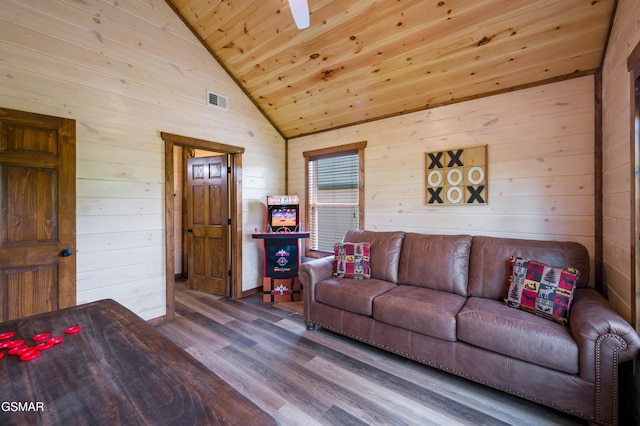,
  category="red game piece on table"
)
[19,347,35,356]
[8,345,23,355]
[35,341,54,351]
[65,326,81,335]
[0,331,15,341]
[5,339,25,349]
[20,351,40,362]
[32,333,50,342]
[47,337,64,345]
[9,346,32,356]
